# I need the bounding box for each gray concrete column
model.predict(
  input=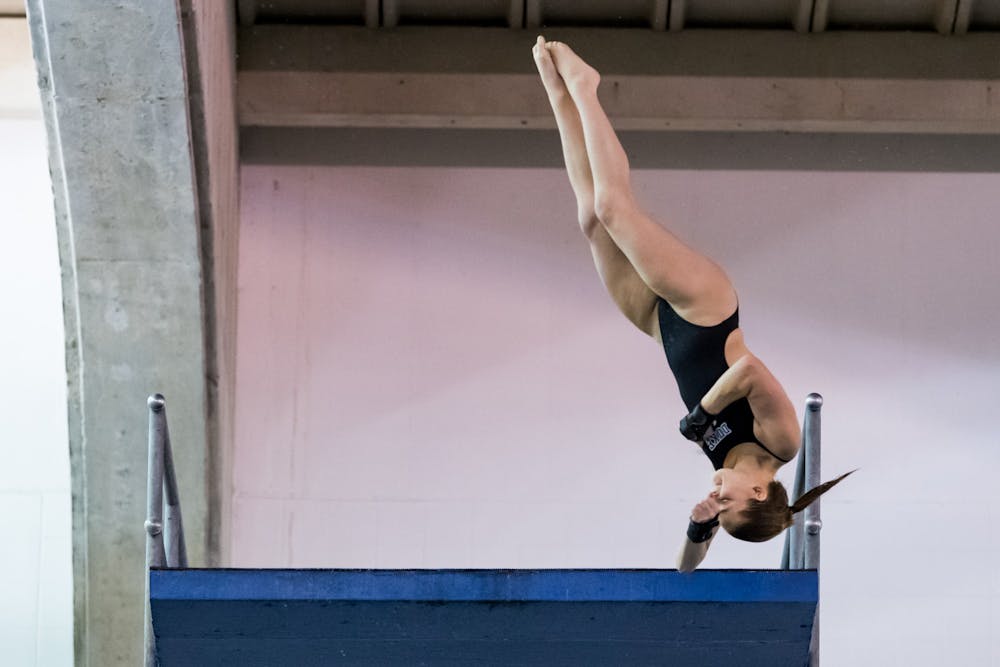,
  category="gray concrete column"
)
[26,2,212,665]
